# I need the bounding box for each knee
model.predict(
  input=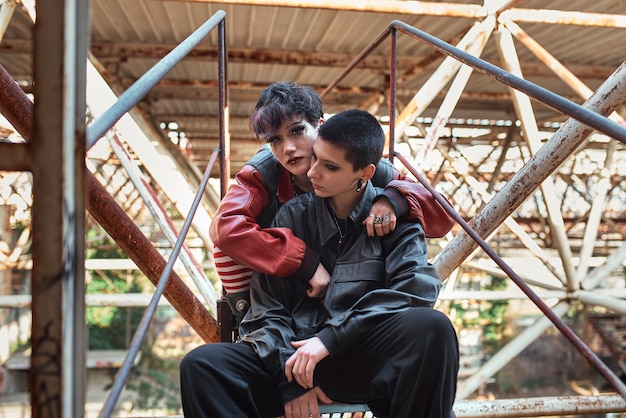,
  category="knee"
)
[180,343,218,376]
[405,308,458,348]
[428,310,458,343]
[426,310,459,363]
[180,345,203,375]
[431,309,456,335]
